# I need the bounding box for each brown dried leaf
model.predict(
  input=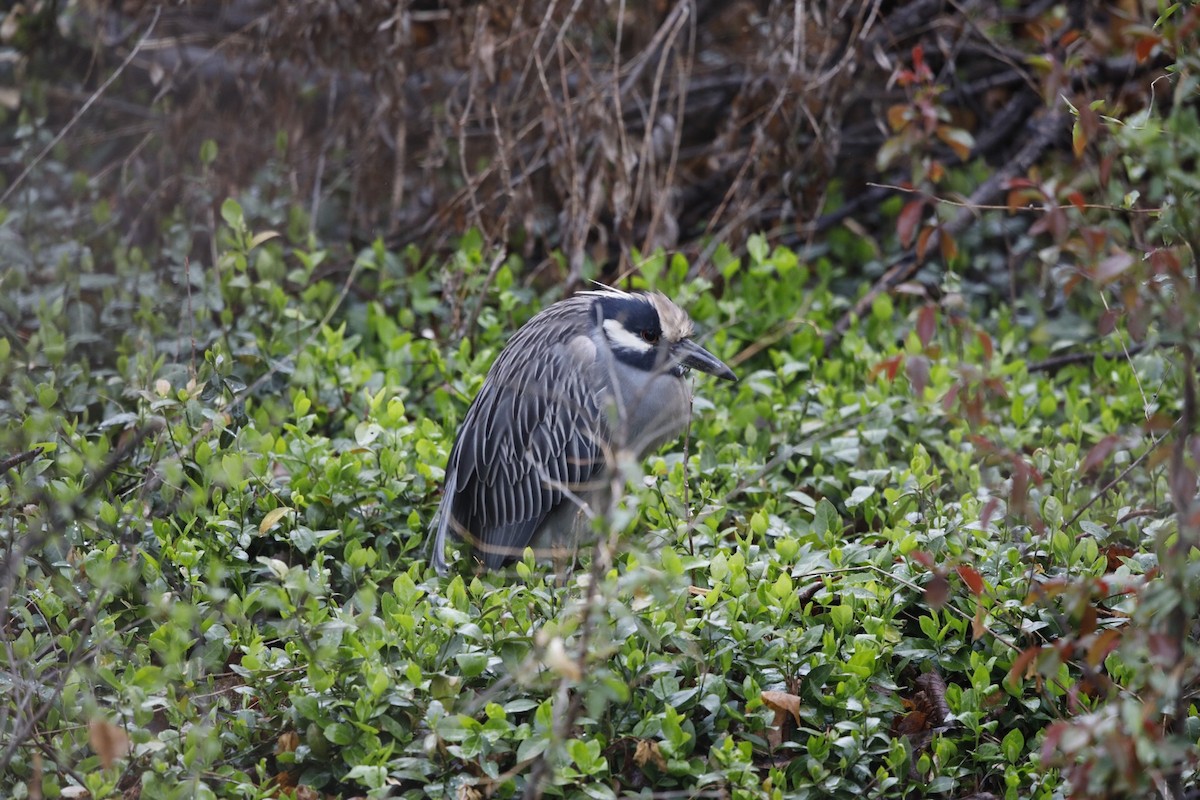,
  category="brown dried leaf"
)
[761,690,803,726]
[886,103,910,132]
[1100,544,1134,573]
[765,709,786,749]
[936,125,974,160]
[940,229,958,263]
[88,719,130,770]
[894,705,928,736]
[971,602,987,640]
[634,739,668,771]
[458,784,484,800]
[277,730,300,754]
